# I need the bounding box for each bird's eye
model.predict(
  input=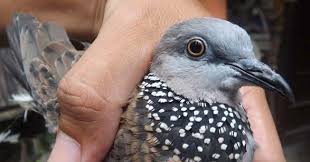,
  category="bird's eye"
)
[187,38,206,57]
